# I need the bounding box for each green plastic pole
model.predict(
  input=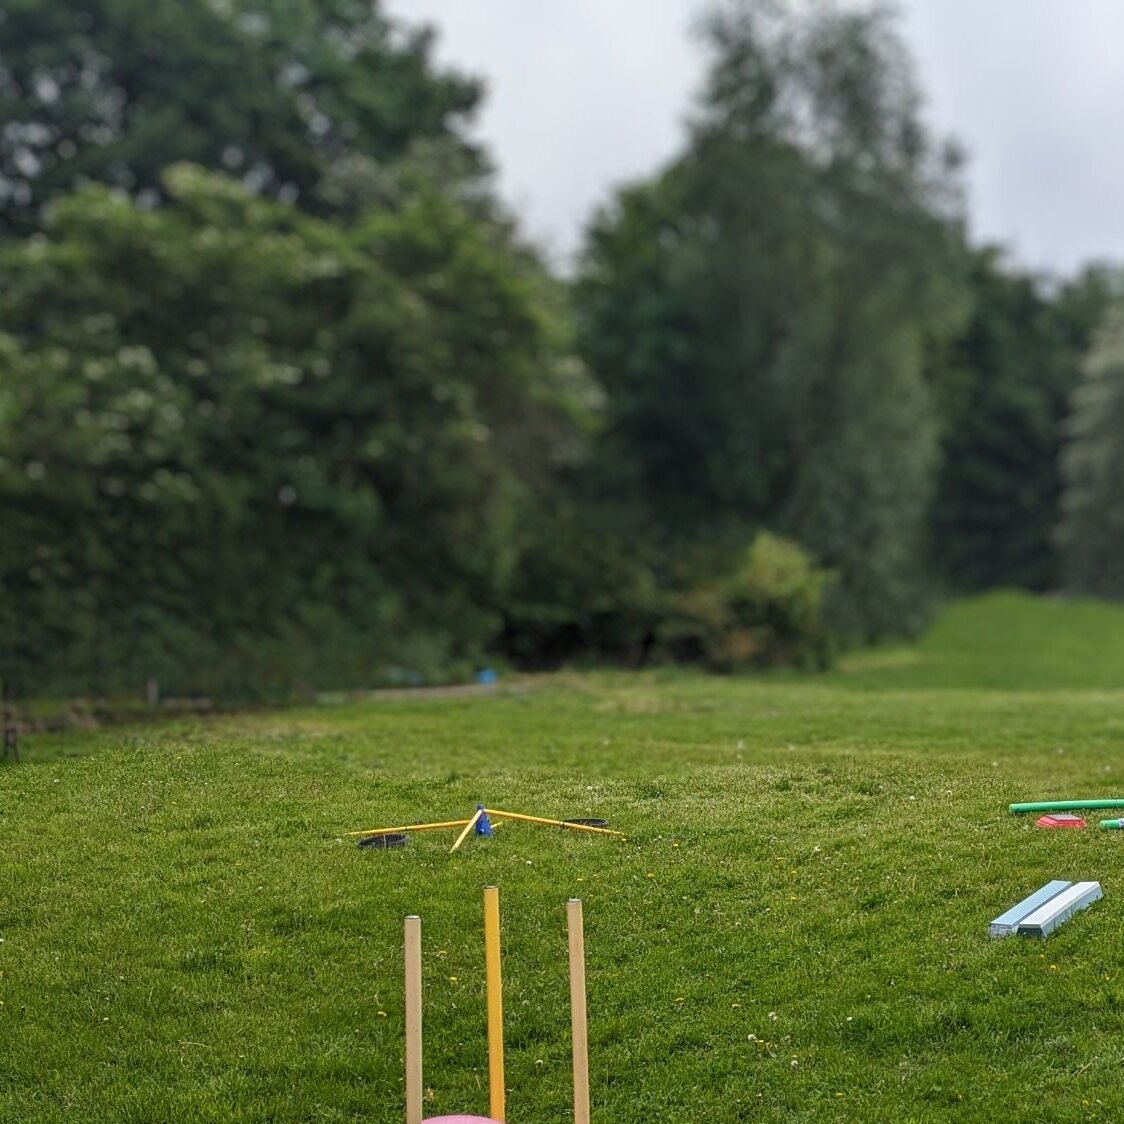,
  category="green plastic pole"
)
[1100,818,1124,830]
[1010,799,1124,814]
